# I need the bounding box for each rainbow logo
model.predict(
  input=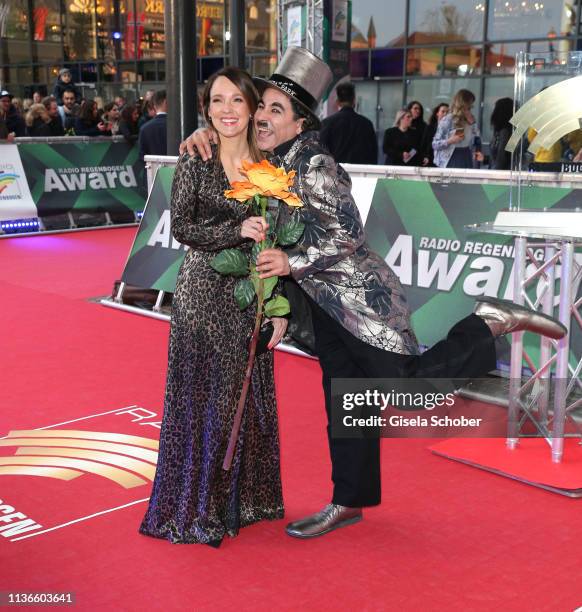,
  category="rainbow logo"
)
[0,171,19,194]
